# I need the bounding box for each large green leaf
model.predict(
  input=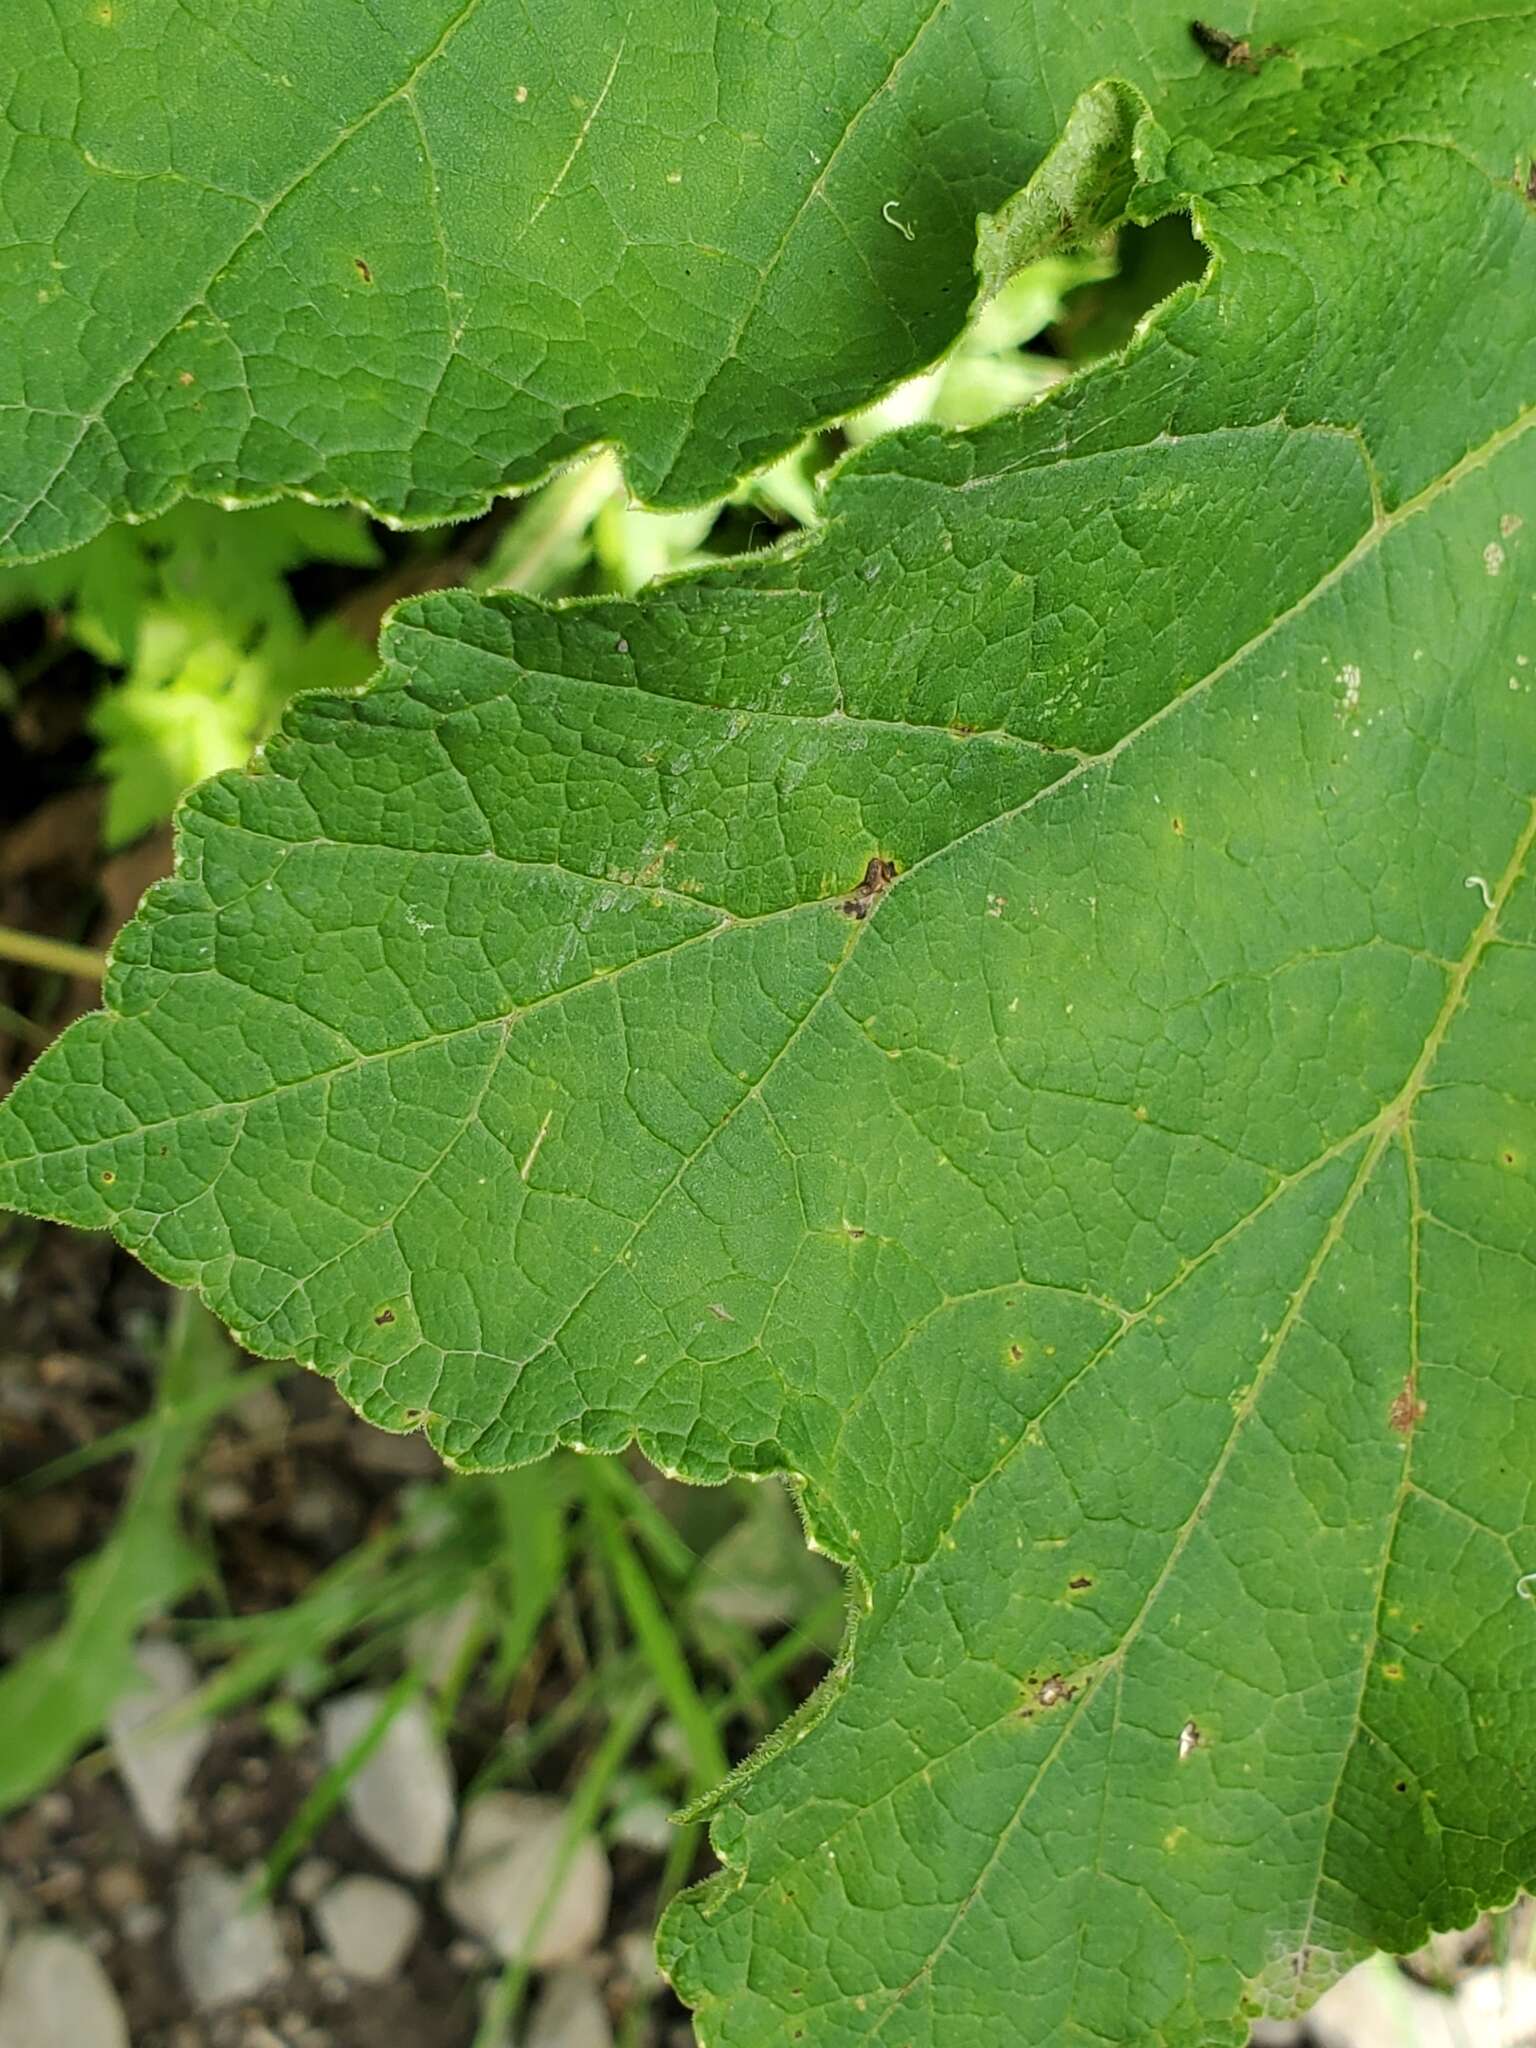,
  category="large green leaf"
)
[0,0,1504,559]
[4,16,1536,2046]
